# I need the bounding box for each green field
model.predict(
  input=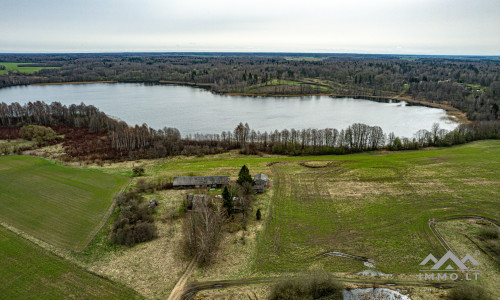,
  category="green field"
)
[0,226,140,299]
[0,62,59,75]
[253,141,500,274]
[0,155,128,251]
[123,140,498,277]
[39,140,497,298]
